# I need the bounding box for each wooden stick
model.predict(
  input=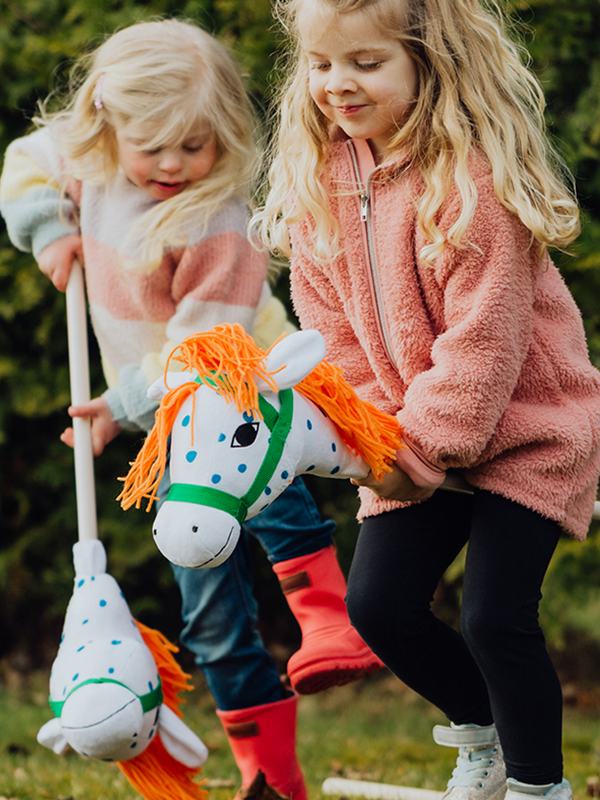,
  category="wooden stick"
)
[65,260,98,541]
